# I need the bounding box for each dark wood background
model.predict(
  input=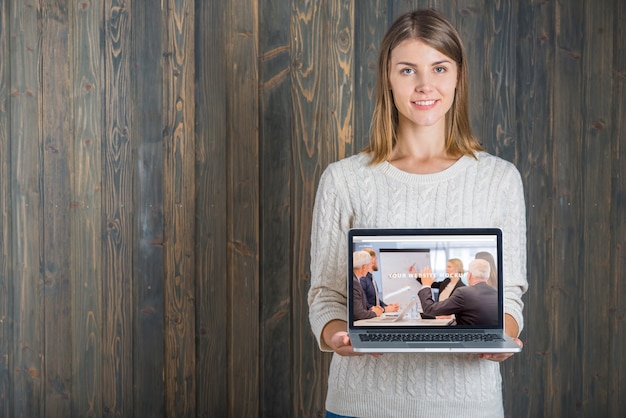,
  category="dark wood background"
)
[0,0,624,417]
